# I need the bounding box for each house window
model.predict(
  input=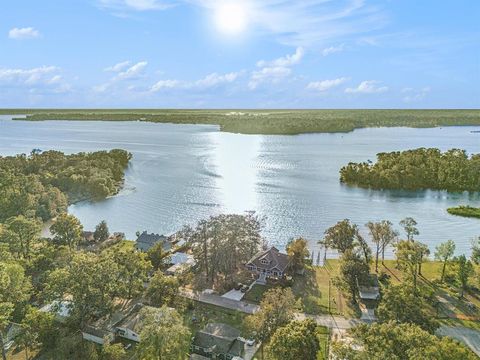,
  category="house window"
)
[261,259,268,265]
[273,271,278,276]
